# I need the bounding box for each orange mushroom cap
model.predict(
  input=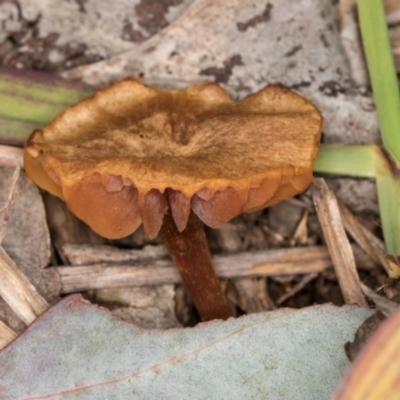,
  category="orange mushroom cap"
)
[24,79,322,239]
